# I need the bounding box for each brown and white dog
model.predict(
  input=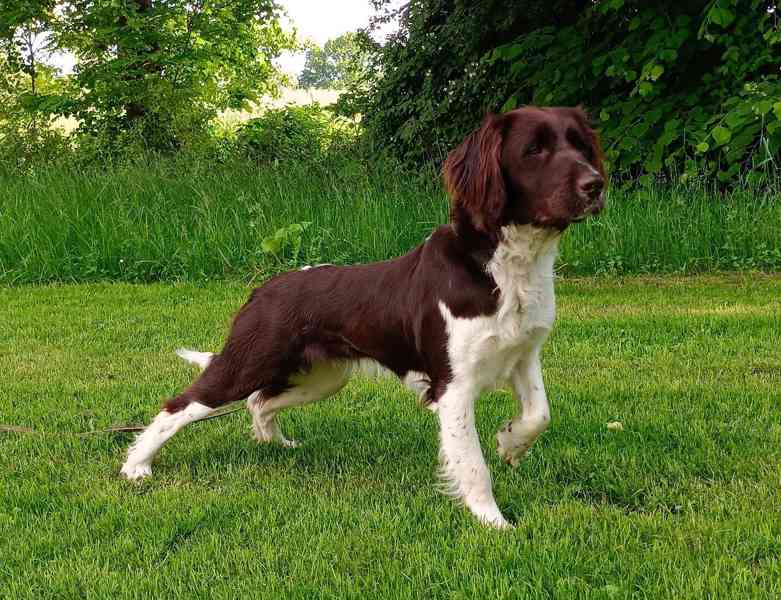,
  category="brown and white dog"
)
[121,106,605,528]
